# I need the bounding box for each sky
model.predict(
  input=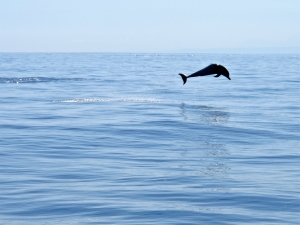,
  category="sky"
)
[0,0,299,53]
